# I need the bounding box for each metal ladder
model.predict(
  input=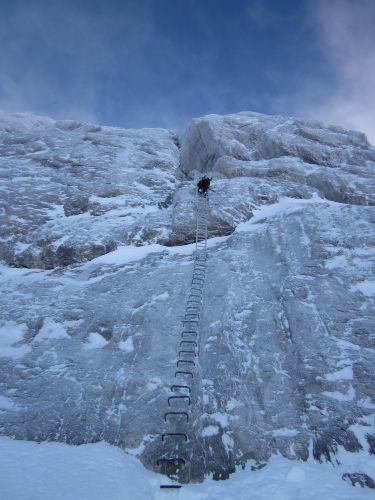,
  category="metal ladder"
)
[158,189,209,486]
